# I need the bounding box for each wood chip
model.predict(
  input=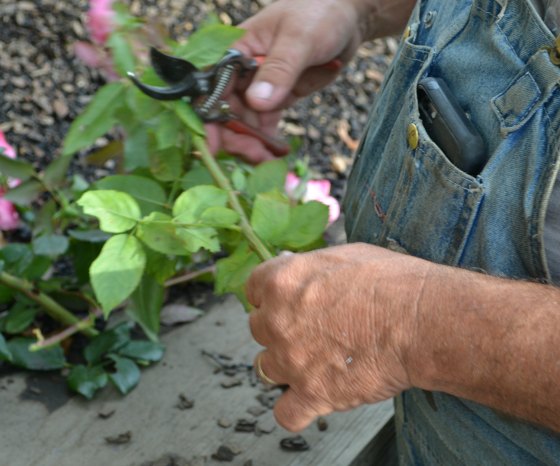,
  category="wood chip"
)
[337,120,359,151]
[104,431,132,445]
